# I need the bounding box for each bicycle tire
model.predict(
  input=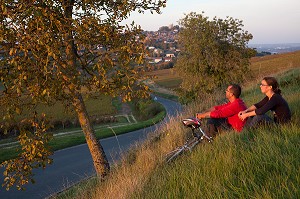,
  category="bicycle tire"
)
[165,137,203,163]
[165,148,184,163]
